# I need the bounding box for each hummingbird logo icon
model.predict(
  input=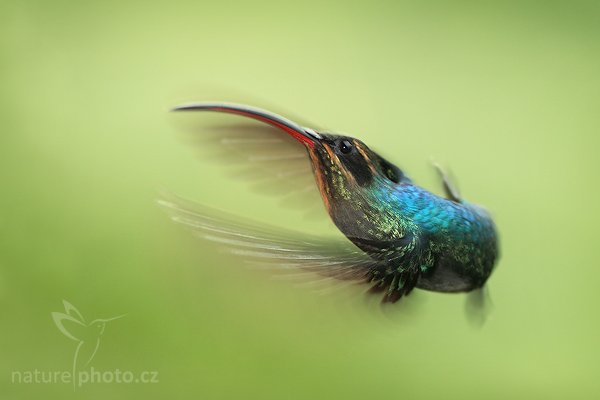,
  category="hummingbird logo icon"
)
[51,300,124,389]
